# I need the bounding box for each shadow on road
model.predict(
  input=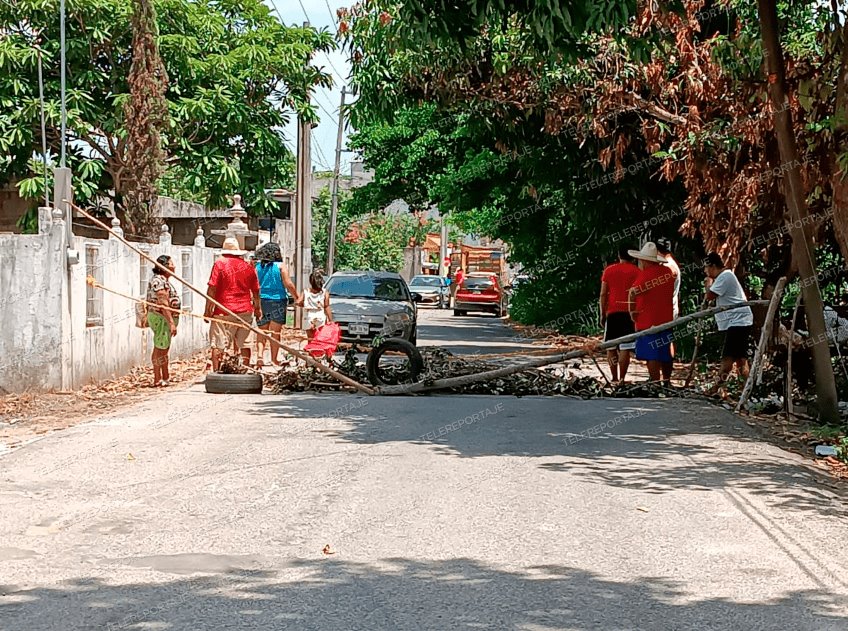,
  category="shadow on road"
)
[248,396,848,520]
[2,558,845,630]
